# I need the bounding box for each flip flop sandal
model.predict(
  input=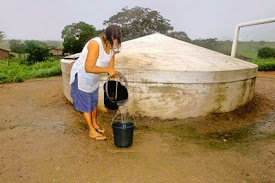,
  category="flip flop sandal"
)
[95,126,106,133]
[89,133,107,141]
[93,122,106,133]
